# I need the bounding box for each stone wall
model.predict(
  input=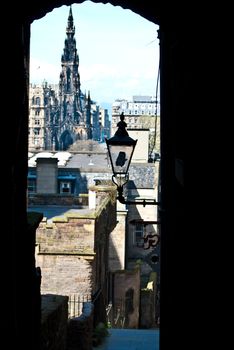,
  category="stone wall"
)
[37,255,93,296]
[109,210,127,271]
[126,187,159,275]
[66,302,94,350]
[90,185,117,298]
[128,129,149,163]
[113,266,141,328]
[41,294,68,350]
[125,161,160,276]
[36,216,95,255]
[28,193,88,206]
[36,213,94,298]
[35,188,116,306]
[140,272,157,328]
[128,162,159,189]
